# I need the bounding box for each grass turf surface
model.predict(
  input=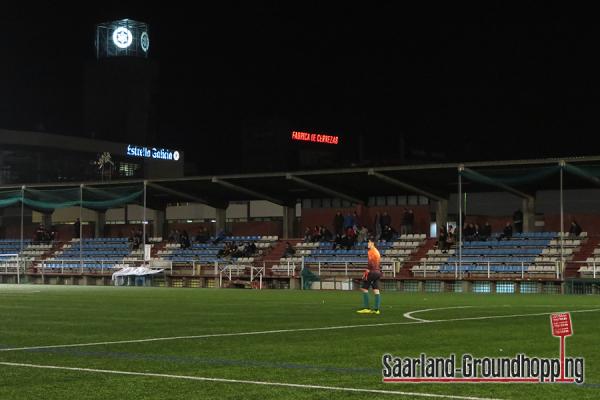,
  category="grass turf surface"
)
[1,285,599,399]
